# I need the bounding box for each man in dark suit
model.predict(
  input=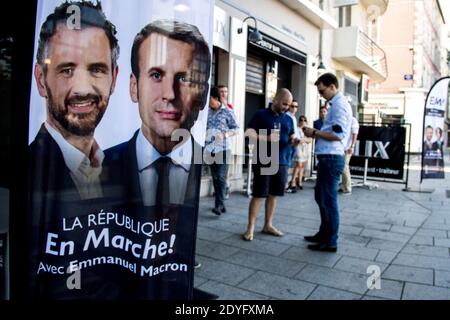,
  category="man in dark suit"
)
[28,1,120,299]
[105,19,210,208]
[313,105,328,130]
[104,19,211,299]
[30,1,119,201]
